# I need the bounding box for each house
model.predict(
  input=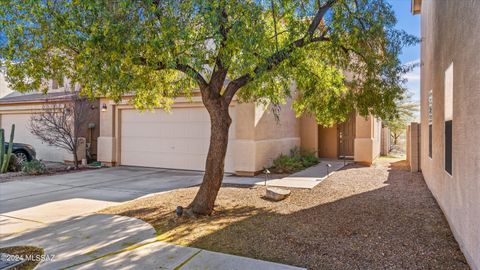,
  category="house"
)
[0,74,100,163]
[1,76,382,174]
[96,94,382,175]
[412,0,480,269]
